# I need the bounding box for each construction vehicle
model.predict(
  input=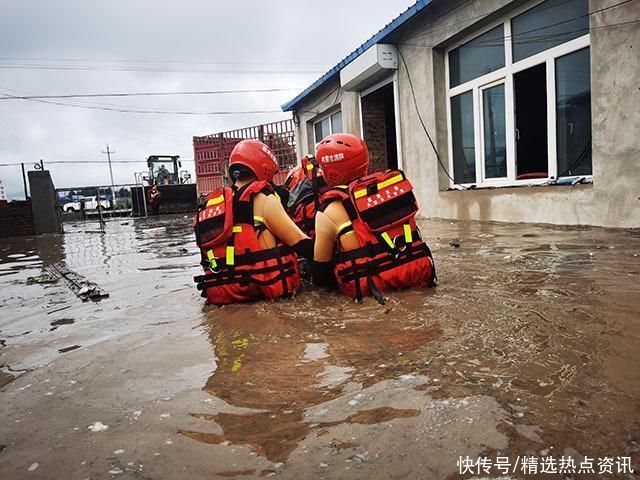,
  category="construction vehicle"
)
[146,155,191,185]
[131,155,196,216]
